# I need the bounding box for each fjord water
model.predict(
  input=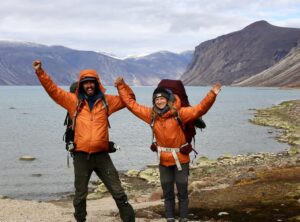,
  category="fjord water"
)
[0,86,299,200]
